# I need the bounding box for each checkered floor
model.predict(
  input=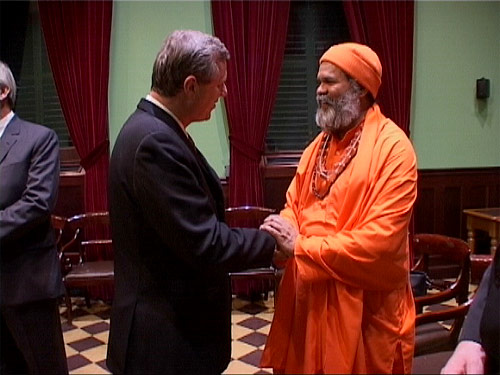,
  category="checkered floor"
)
[61,283,478,374]
[60,296,275,374]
